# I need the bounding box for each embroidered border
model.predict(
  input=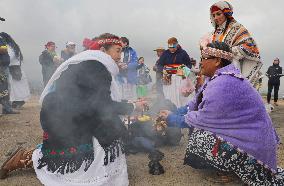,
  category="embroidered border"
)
[184,128,284,185]
[202,47,234,61]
